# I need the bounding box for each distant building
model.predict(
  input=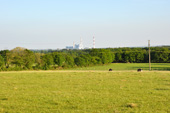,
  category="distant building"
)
[66,46,74,49]
[66,39,84,50]
[66,37,95,50]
